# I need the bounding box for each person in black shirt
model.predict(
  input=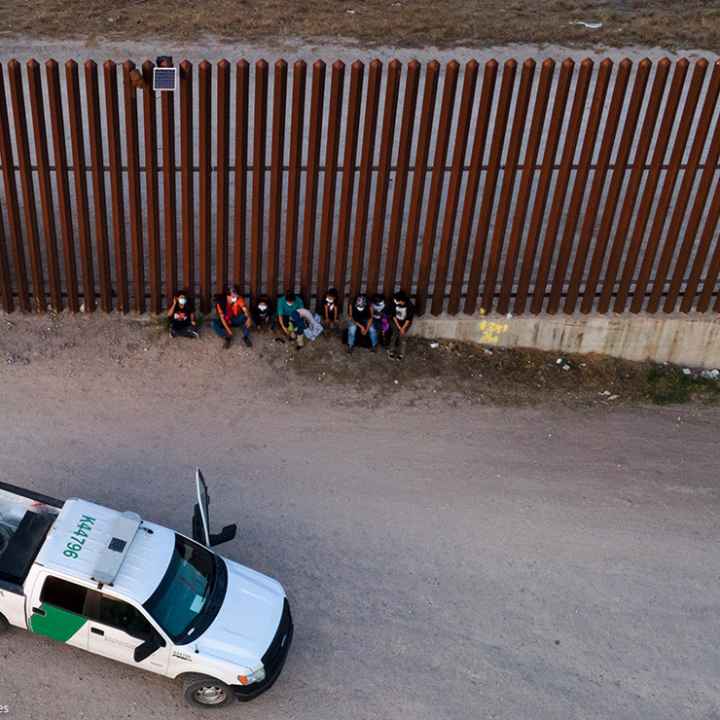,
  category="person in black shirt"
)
[347,294,377,353]
[252,294,275,332]
[321,288,340,338]
[389,290,414,360]
[167,290,199,338]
